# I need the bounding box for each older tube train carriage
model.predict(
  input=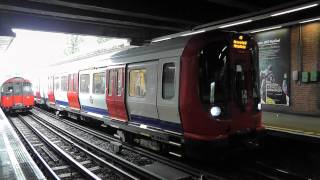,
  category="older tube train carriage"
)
[34,31,264,158]
[1,77,34,113]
